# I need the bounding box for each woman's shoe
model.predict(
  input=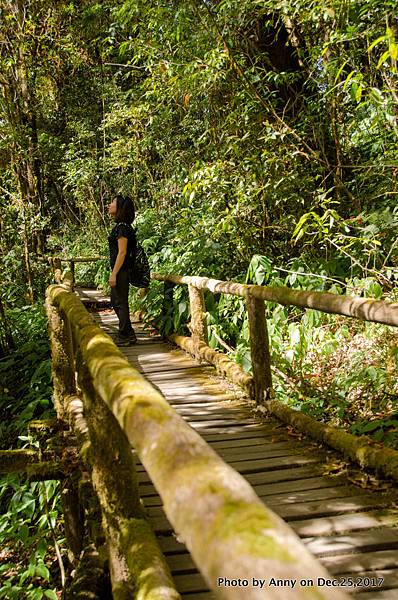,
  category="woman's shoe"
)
[128,332,138,345]
[115,334,132,347]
